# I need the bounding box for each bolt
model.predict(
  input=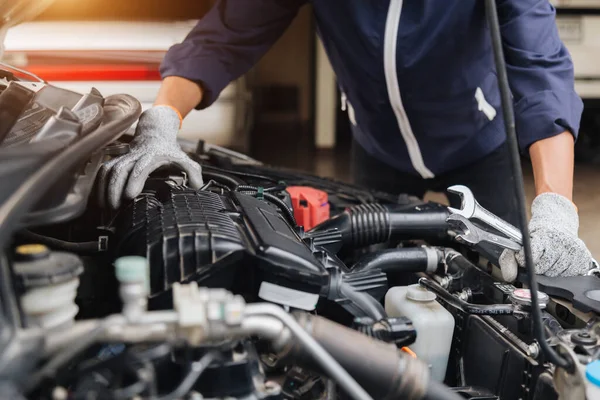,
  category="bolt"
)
[440,276,452,289]
[457,288,472,302]
[527,343,540,359]
[581,332,591,339]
